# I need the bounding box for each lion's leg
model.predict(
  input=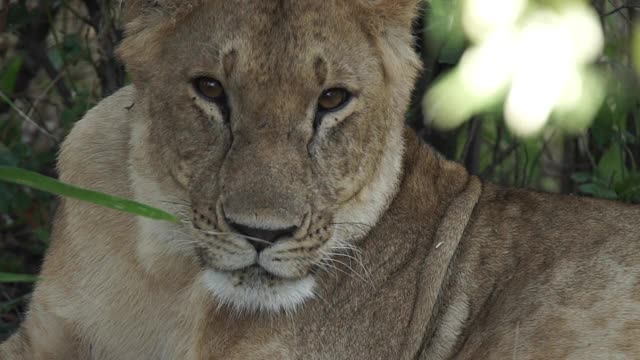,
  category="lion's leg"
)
[0,305,83,360]
[0,330,30,360]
